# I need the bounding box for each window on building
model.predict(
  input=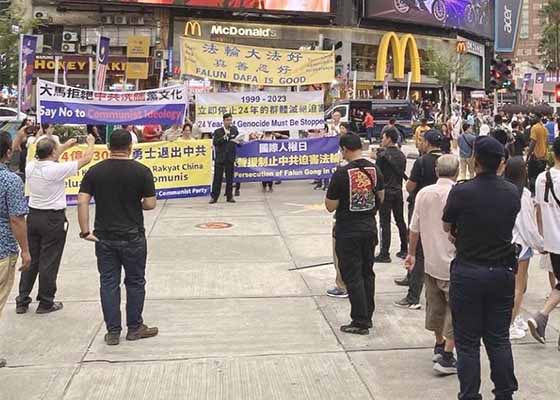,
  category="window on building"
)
[520,1,530,39]
[351,43,378,73]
